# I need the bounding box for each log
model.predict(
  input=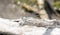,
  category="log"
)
[0,18,20,35]
[0,17,60,35]
[20,3,39,13]
[18,1,49,19]
[13,17,60,27]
